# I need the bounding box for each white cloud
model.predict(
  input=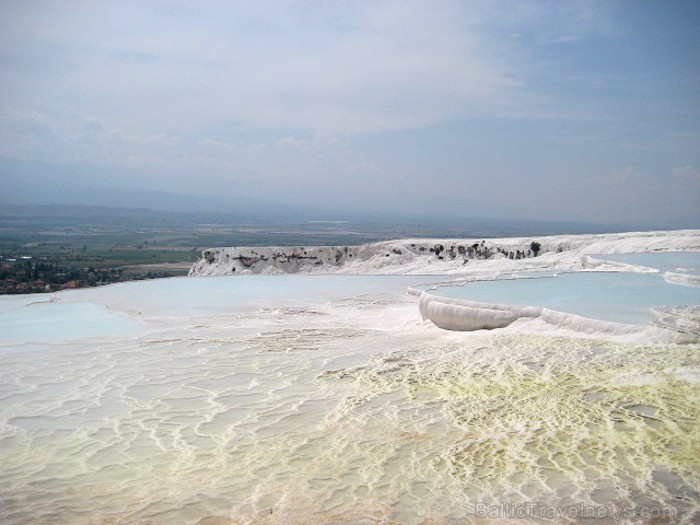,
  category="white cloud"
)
[552,35,579,44]
[198,138,268,156]
[1,1,696,227]
[275,137,308,150]
[586,165,644,187]
[608,165,641,185]
[0,1,562,137]
[0,1,625,152]
[672,165,700,180]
